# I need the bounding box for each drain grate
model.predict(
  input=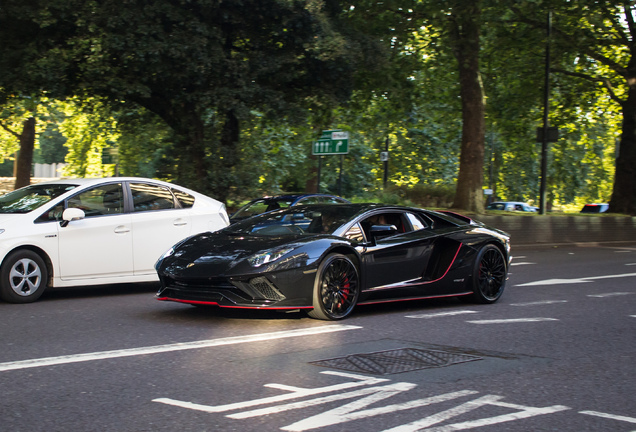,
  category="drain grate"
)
[309,347,482,375]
